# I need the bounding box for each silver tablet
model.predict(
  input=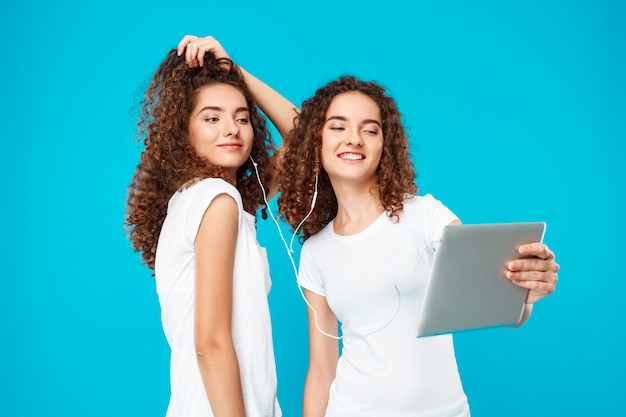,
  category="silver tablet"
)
[416,222,546,338]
